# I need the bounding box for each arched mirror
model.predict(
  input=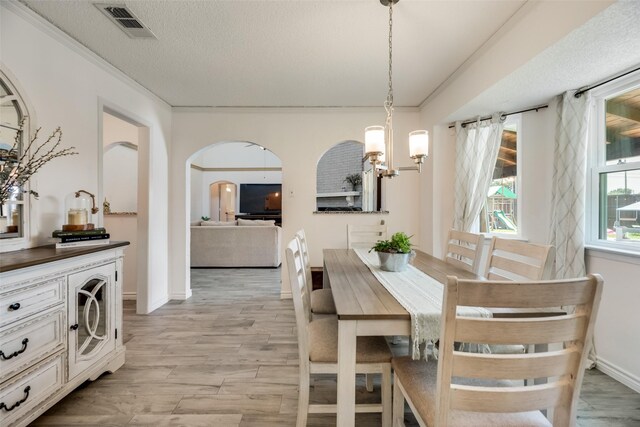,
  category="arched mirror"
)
[316,140,380,212]
[0,70,29,242]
